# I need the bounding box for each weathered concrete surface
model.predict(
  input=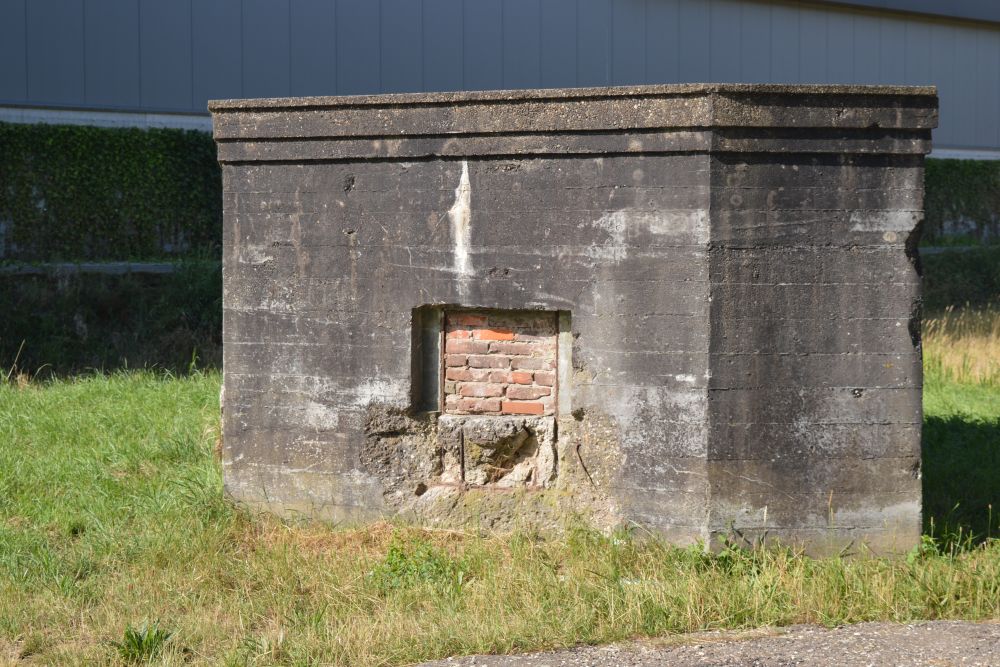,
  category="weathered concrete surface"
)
[210,84,937,554]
